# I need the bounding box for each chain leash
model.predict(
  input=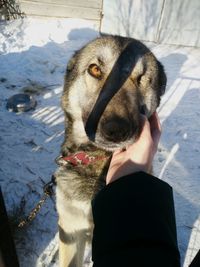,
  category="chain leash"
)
[17,151,107,228]
[18,176,56,228]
